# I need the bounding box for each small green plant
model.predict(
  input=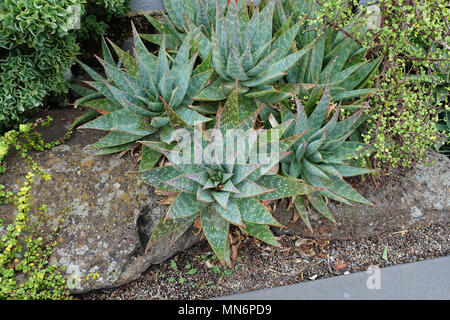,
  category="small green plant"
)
[276,0,381,104]
[0,117,74,299]
[165,259,199,285]
[0,116,72,174]
[0,117,100,299]
[0,171,72,300]
[315,0,448,168]
[139,90,319,264]
[275,83,375,230]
